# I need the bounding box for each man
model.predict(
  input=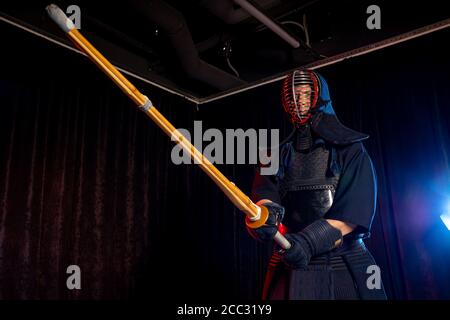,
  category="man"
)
[247,69,387,300]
